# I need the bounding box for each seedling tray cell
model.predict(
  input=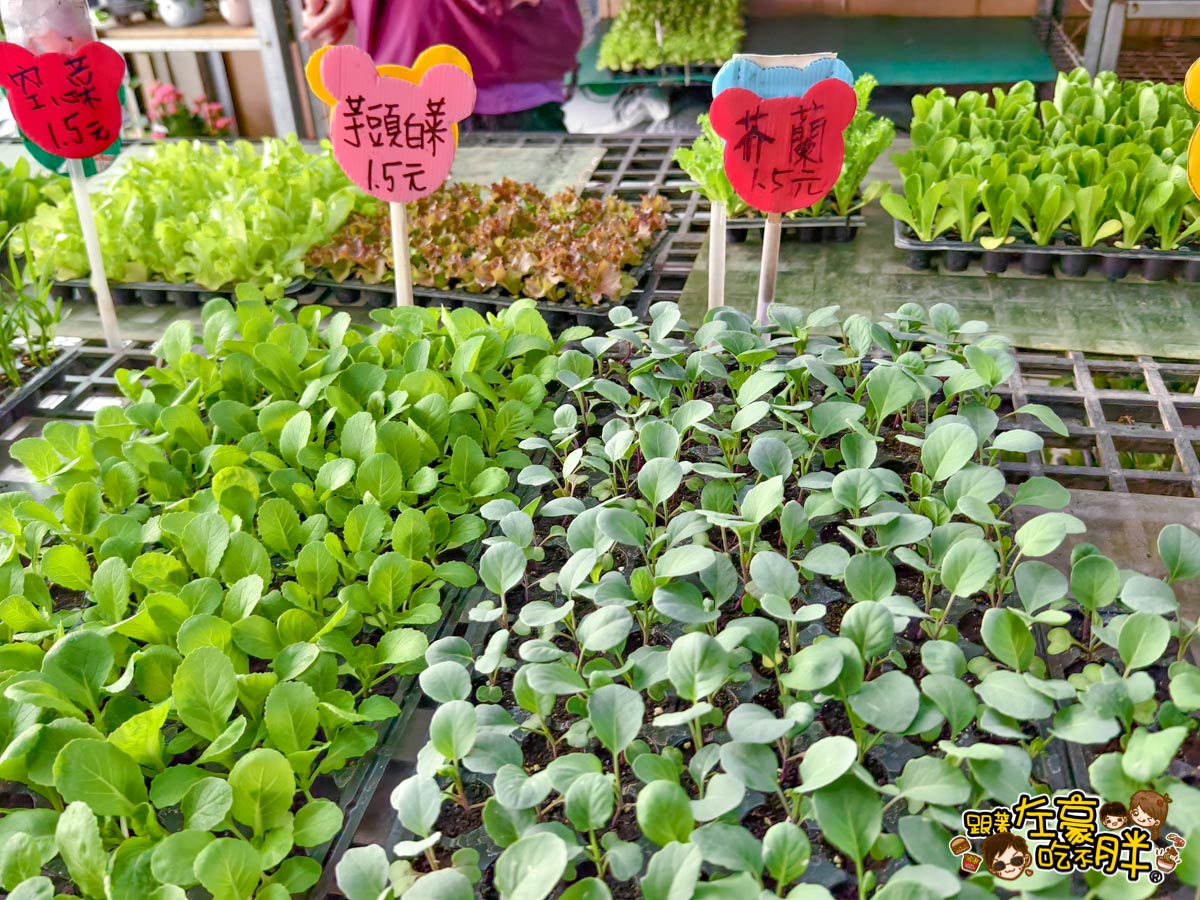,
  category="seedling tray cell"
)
[725,213,867,246]
[894,220,1200,283]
